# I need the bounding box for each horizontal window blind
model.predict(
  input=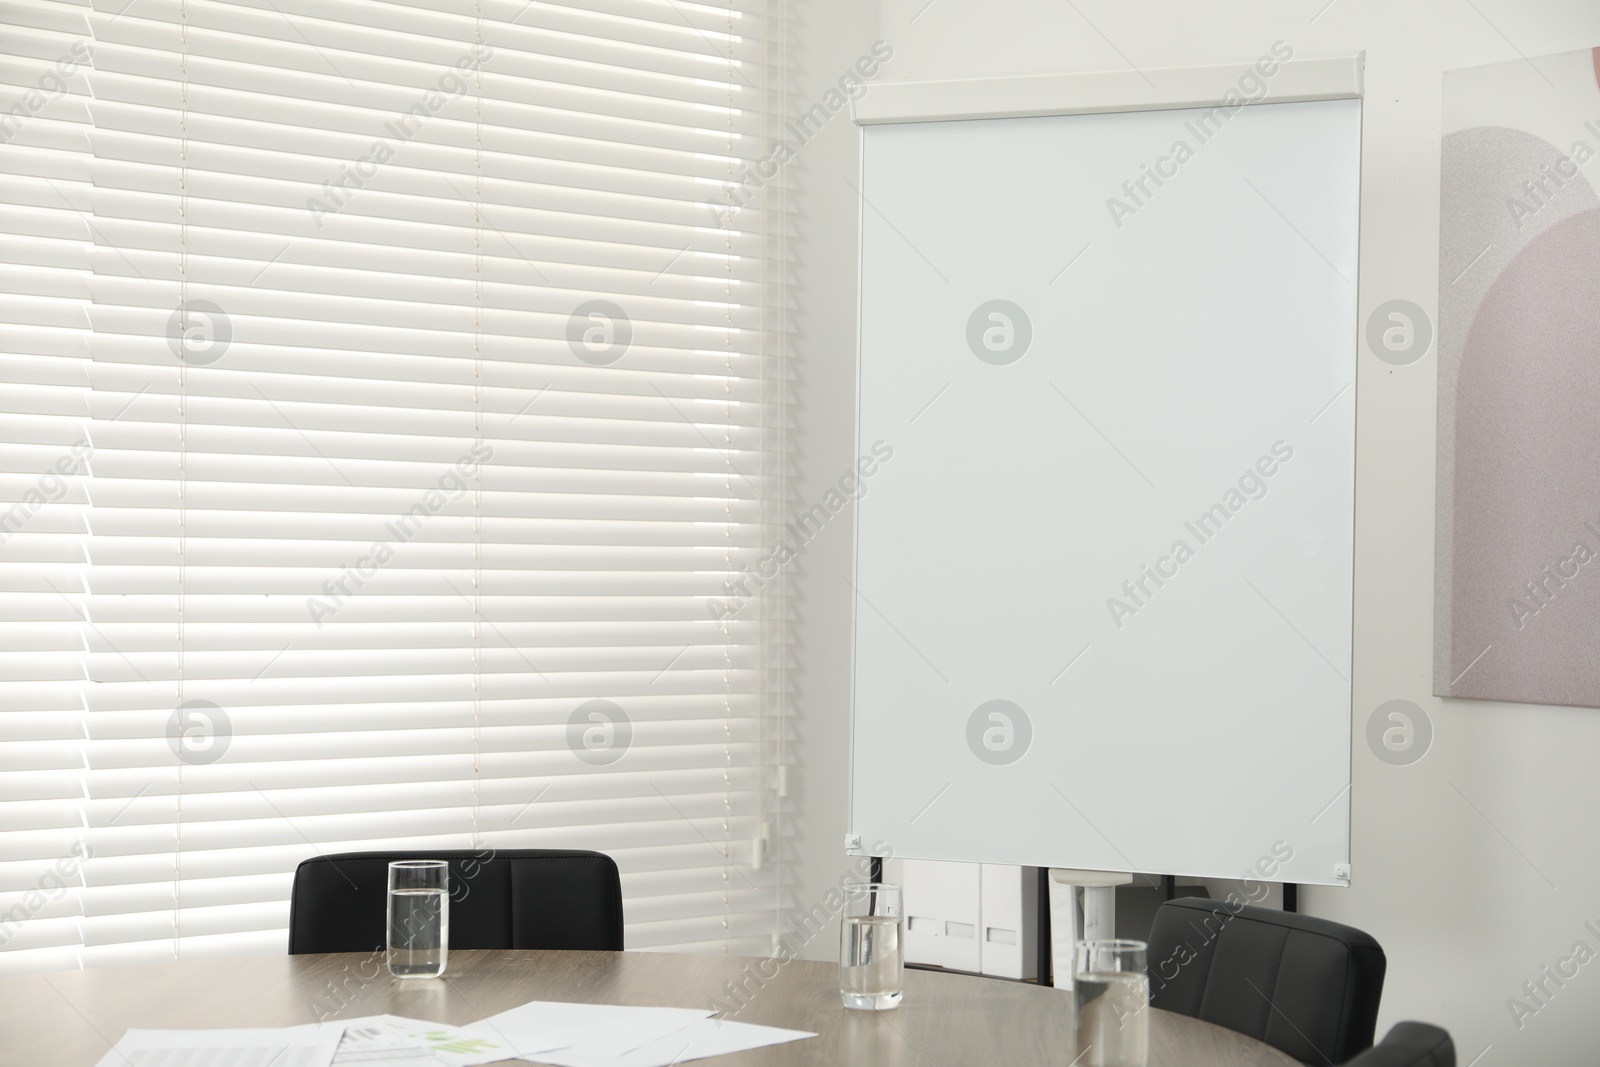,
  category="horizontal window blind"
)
[1,0,788,974]
[0,0,94,977]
